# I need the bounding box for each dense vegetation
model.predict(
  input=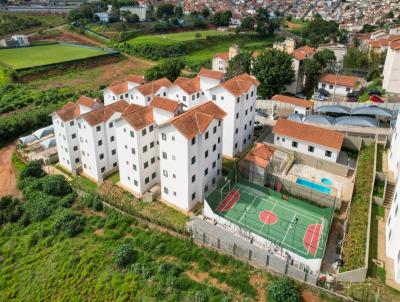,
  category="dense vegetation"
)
[343,48,385,80]
[0,14,41,37]
[341,144,375,271]
[144,58,184,82]
[267,278,301,302]
[301,17,346,46]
